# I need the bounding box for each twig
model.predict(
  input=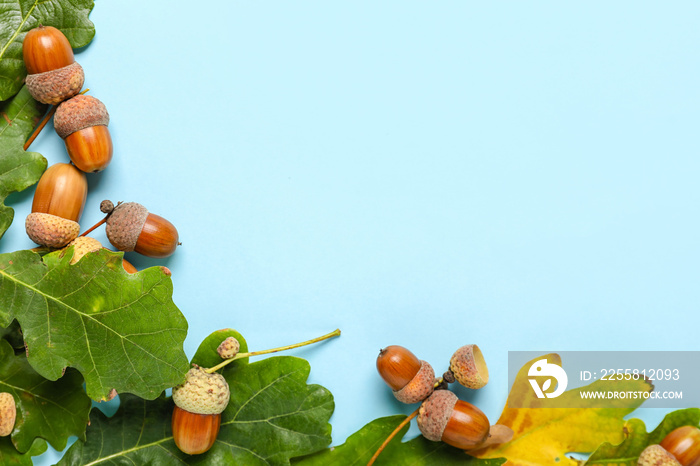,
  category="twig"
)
[367,409,419,466]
